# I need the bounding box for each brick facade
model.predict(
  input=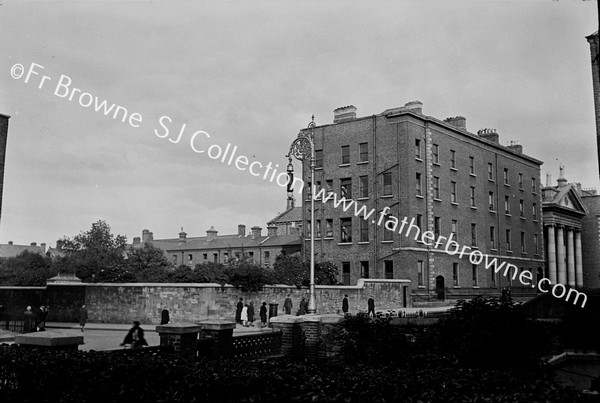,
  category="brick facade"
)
[299,102,544,304]
[0,114,9,228]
